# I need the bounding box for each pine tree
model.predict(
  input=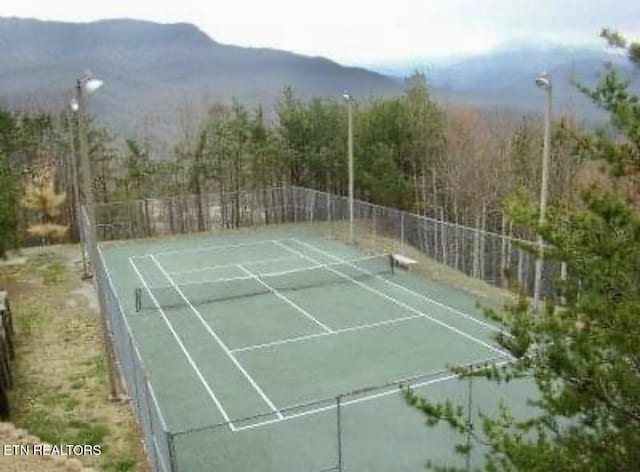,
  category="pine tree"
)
[0,153,17,258]
[405,31,640,471]
[22,161,68,244]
